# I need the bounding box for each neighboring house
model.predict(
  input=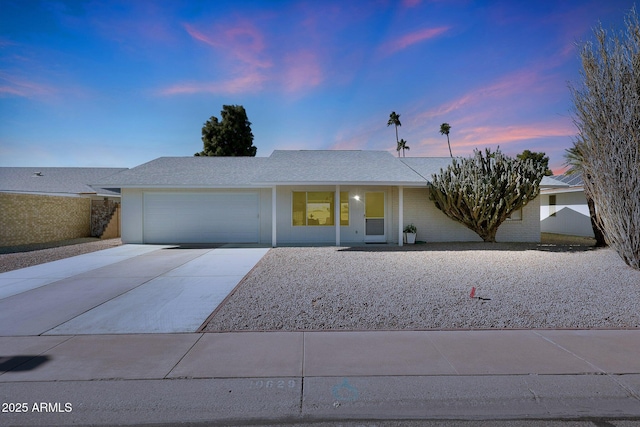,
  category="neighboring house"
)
[0,167,126,247]
[539,174,594,238]
[96,150,542,246]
